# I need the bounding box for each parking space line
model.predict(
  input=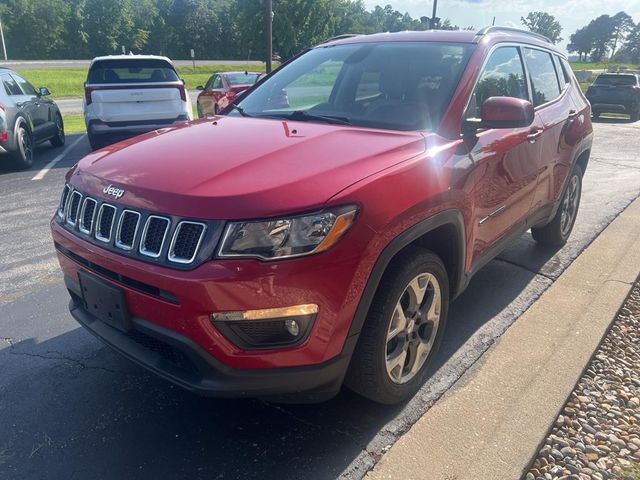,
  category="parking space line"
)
[31,134,86,181]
